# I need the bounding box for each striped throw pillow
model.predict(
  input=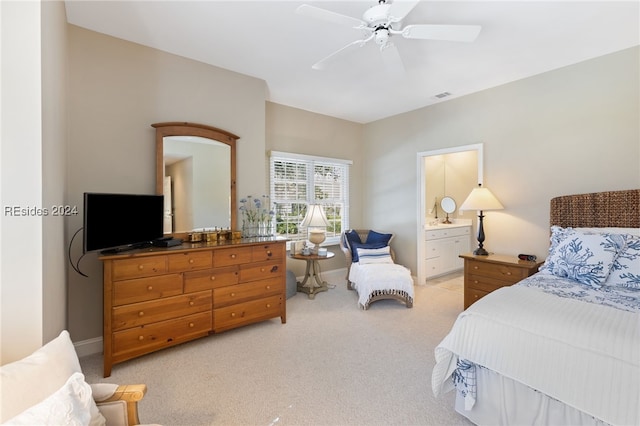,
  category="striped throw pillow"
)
[357,246,393,264]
